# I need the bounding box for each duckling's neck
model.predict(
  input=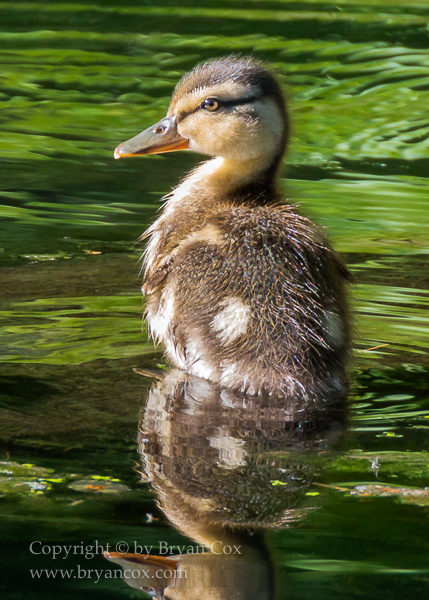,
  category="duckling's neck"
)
[198,155,278,195]
[164,154,280,216]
